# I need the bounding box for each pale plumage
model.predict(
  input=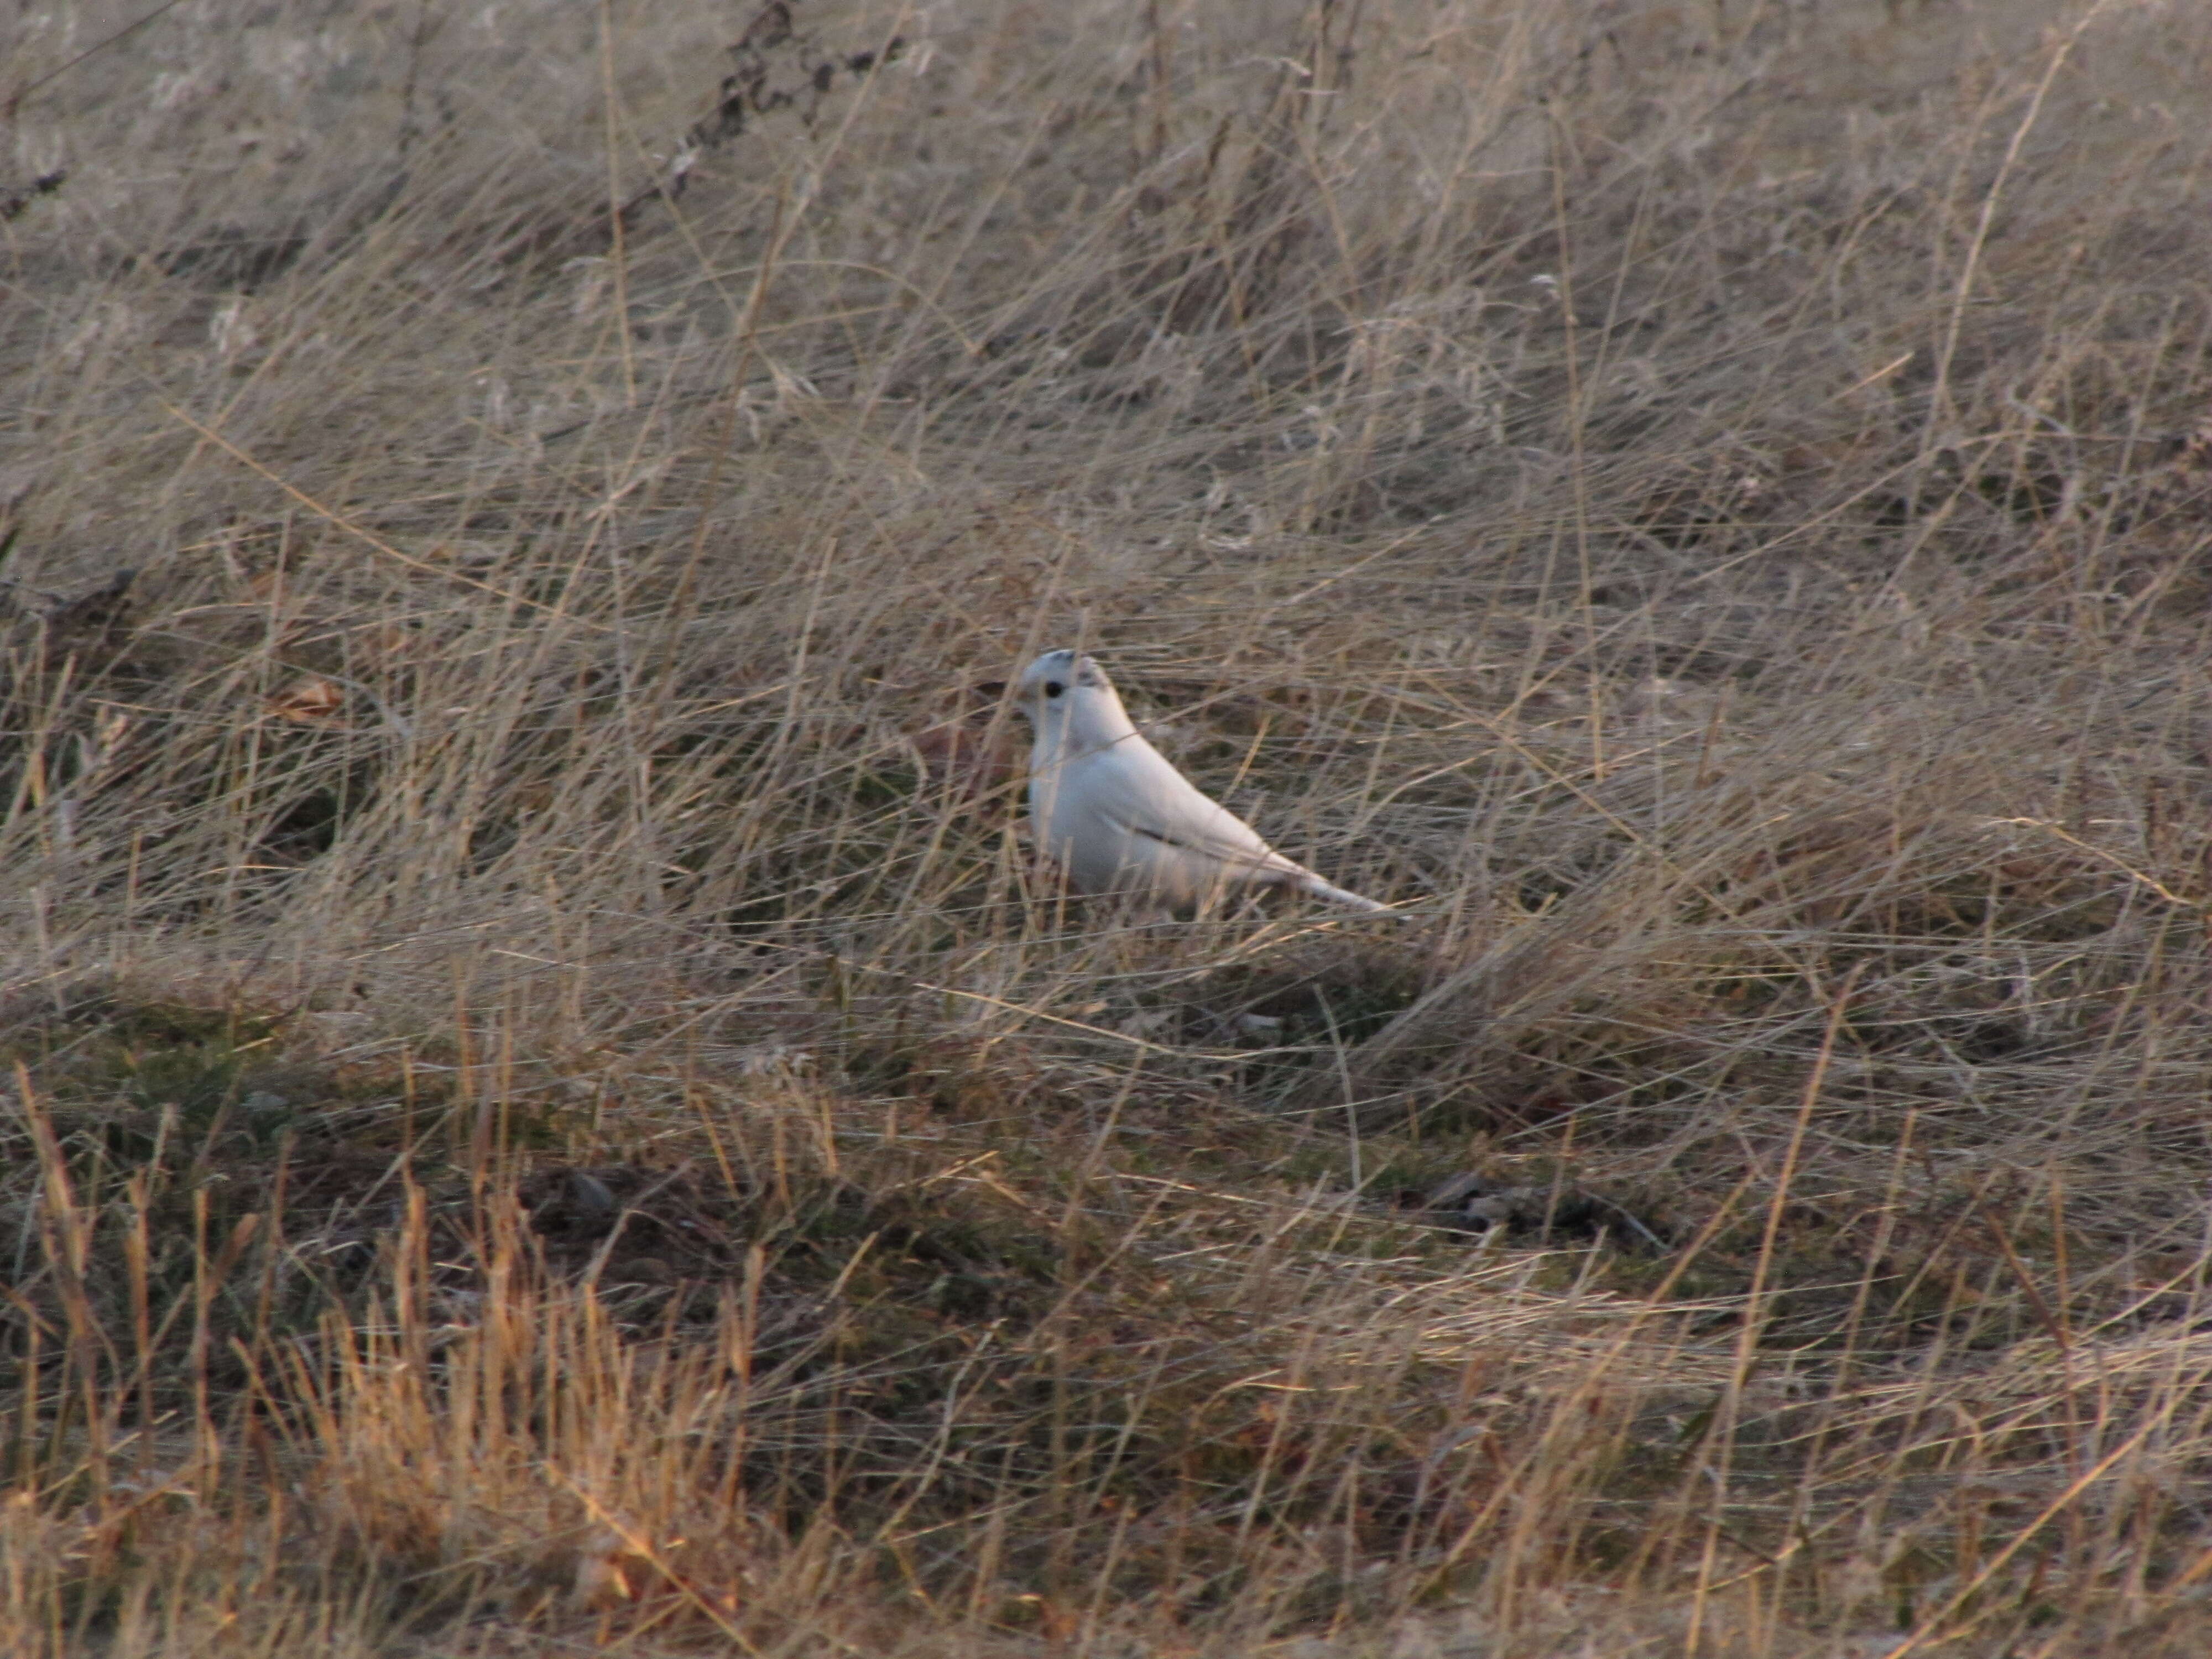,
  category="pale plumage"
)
[1012,649,1392,912]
